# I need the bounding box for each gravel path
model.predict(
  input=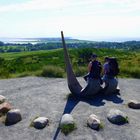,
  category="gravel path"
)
[0,77,140,140]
